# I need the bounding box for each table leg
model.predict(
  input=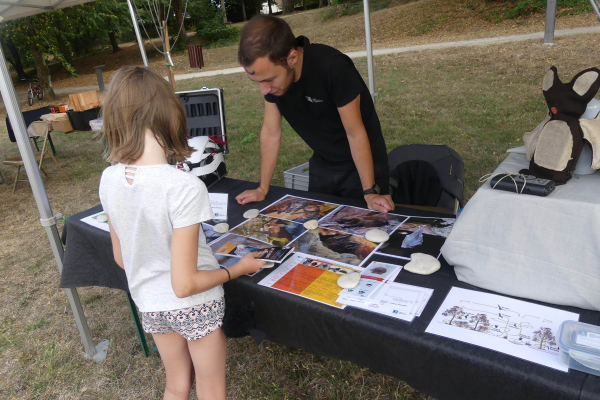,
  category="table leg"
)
[125,292,157,357]
[47,133,57,156]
